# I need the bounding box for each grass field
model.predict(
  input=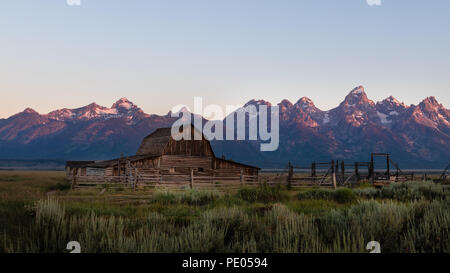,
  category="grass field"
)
[0,171,449,253]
